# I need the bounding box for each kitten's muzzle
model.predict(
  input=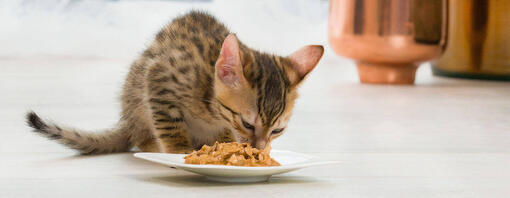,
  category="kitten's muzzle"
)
[253,137,268,149]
